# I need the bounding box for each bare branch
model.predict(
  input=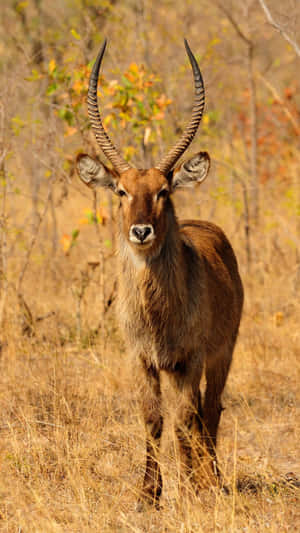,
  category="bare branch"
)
[216,2,251,46]
[17,185,52,293]
[258,0,300,57]
[214,159,252,272]
[0,102,9,332]
[256,71,300,135]
[216,3,259,222]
